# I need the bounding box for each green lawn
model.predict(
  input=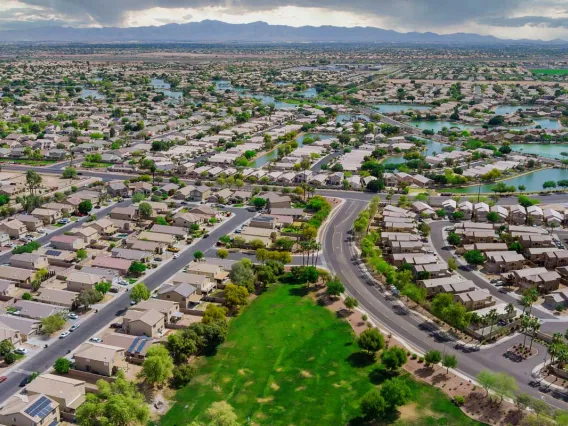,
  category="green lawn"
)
[81,161,114,168]
[159,284,482,426]
[530,69,568,75]
[0,158,57,166]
